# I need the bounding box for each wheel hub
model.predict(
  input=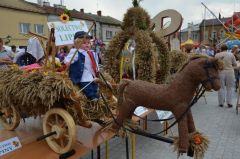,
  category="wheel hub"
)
[51,125,64,139]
